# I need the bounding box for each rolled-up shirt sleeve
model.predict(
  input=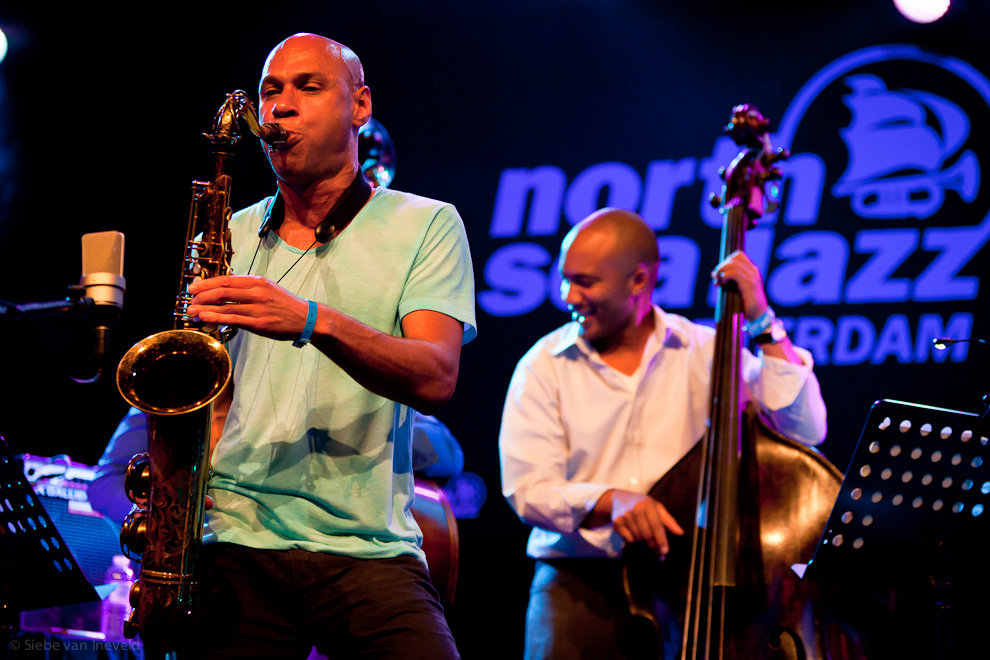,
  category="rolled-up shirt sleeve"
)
[499,308,829,560]
[743,346,828,446]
